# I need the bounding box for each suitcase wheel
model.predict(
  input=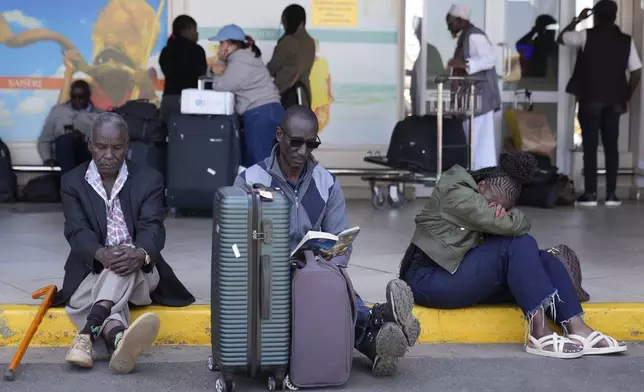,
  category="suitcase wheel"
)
[207,356,215,371]
[387,183,406,209]
[283,375,298,391]
[215,375,235,392]
[370,182,386,210]
[267,377,276,391]
[268,375,298,391]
